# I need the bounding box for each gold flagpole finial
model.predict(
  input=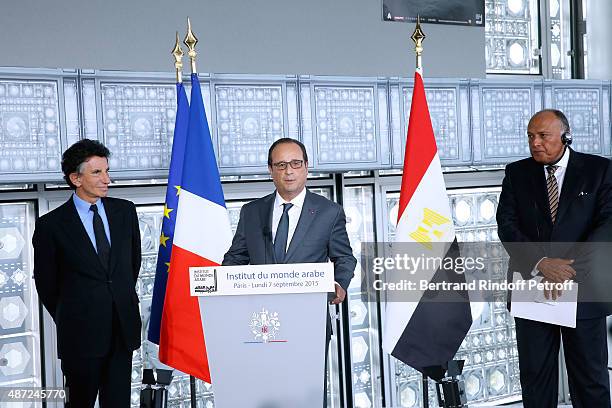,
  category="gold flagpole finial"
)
[411,15,426,70]
[172,31,184,83]
[183,17,199,74]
